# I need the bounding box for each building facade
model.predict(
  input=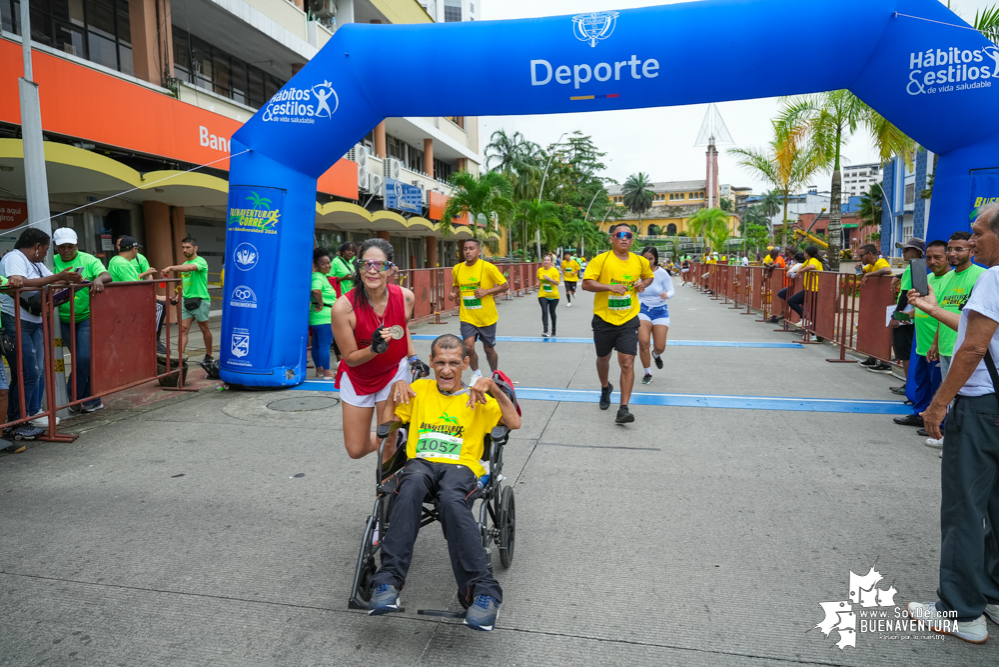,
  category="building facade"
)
[418,0,476,23]
[1,0,481,312]
[841,162,882,198]
[880,150,933,257]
